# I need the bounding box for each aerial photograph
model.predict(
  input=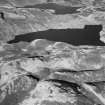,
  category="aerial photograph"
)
[1,0,105,105]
